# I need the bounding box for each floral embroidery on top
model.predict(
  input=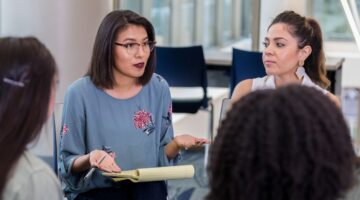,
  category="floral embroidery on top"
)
[133,109,155,135]
[168,104,173,117]
[162,104,172,126]
[62,124,69,135]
